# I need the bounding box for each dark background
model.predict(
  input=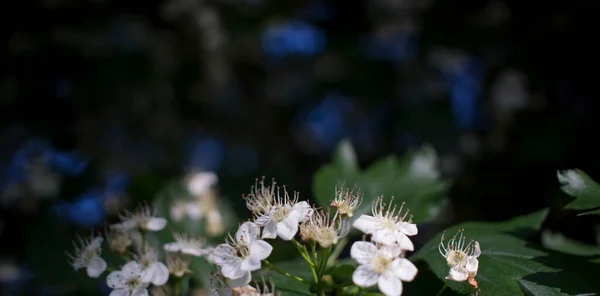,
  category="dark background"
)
[1,0,599,294]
